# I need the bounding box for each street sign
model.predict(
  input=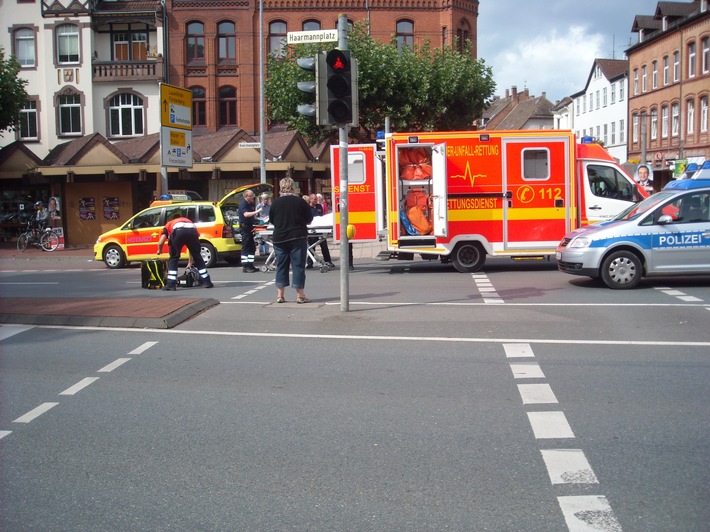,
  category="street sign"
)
[239,142,261,149]
[160,127,193,168]
[287,30,337,45]
[160,83,192,130]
